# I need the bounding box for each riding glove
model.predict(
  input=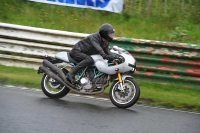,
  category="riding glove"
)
[103,54,115,61]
